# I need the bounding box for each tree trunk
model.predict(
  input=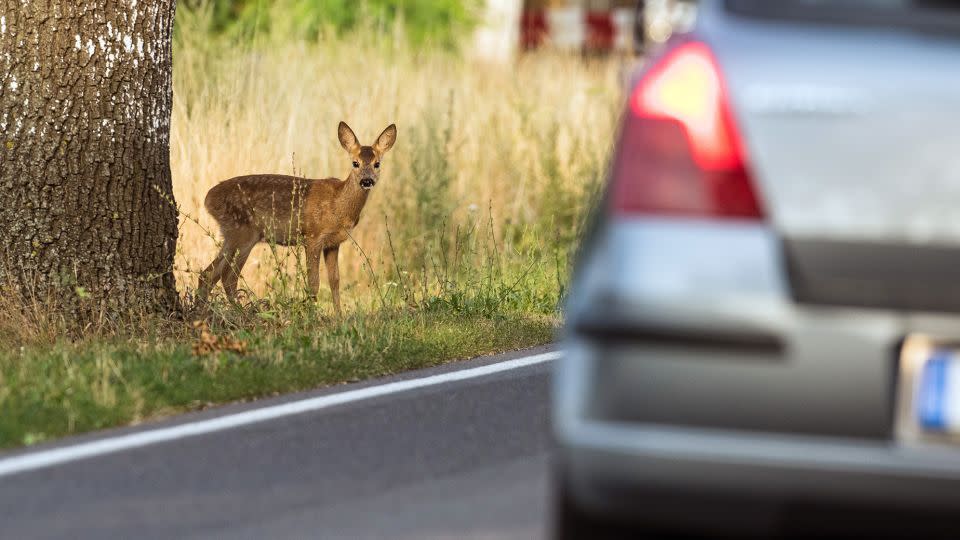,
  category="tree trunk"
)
[0,0,179,316]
